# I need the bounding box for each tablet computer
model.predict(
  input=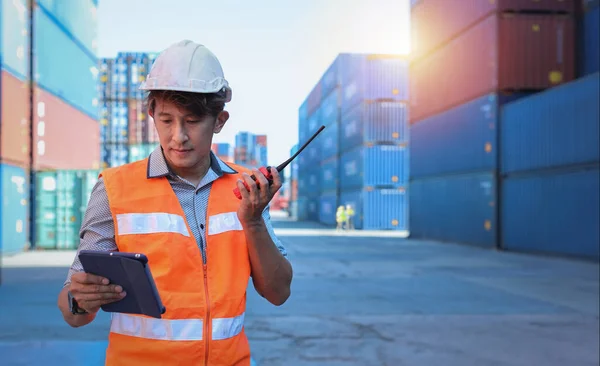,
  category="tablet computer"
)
[77,250,166,319]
